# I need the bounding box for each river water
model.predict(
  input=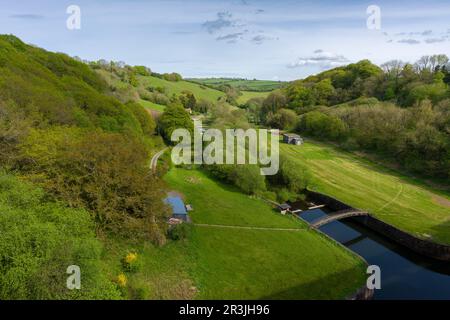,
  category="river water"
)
[298,208,450,300]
